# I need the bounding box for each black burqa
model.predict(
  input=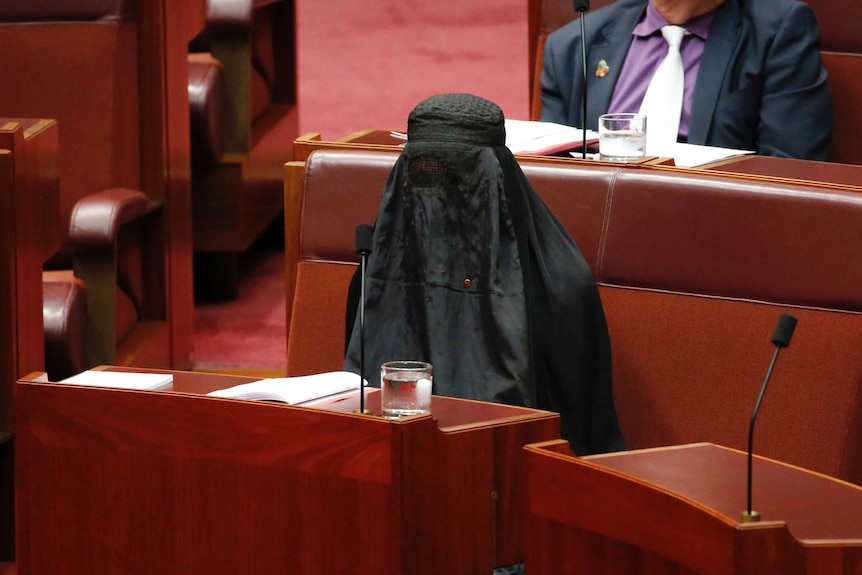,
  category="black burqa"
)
[344,93,623,455]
